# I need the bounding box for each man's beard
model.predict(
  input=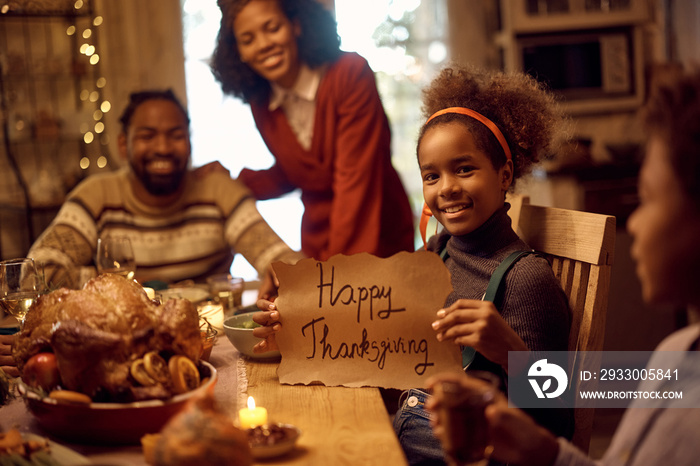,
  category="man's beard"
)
[130,159,186,196]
